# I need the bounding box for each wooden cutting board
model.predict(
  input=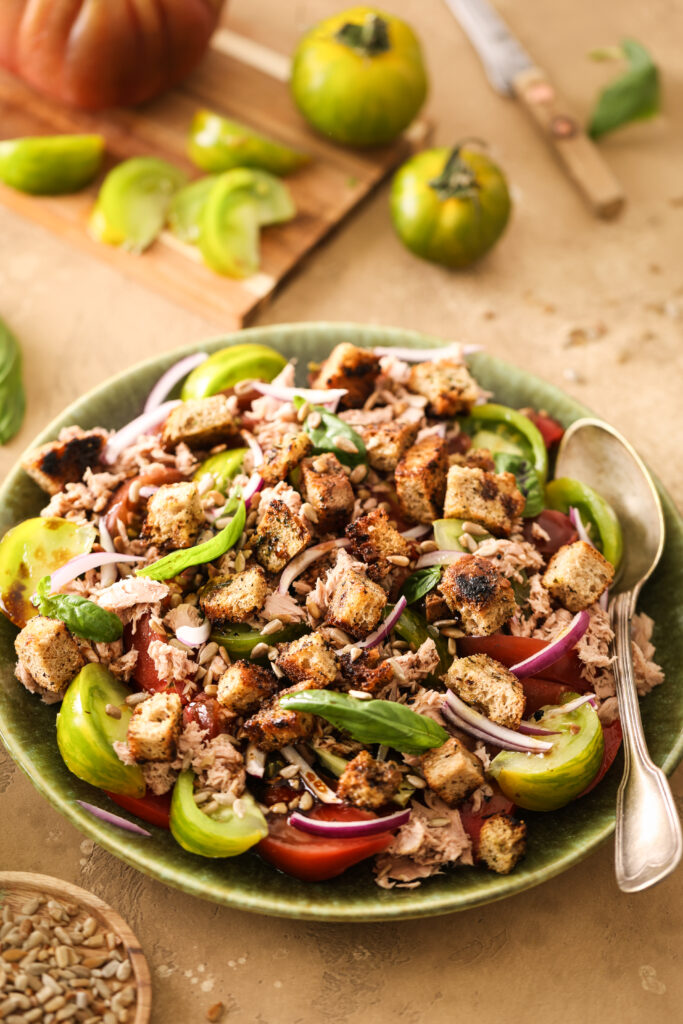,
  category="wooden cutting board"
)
[0,28,430,327]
